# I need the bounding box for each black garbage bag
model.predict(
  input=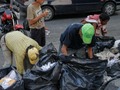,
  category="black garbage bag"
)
[59,56,107,90]
[99,76,120,90]
[39,43,57,57]
[60,64,90,90]
[93,36,115,54]
[118,43,120,53]
[23,54,62,90]
[106,62,120,77]
[0,66,24,90]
